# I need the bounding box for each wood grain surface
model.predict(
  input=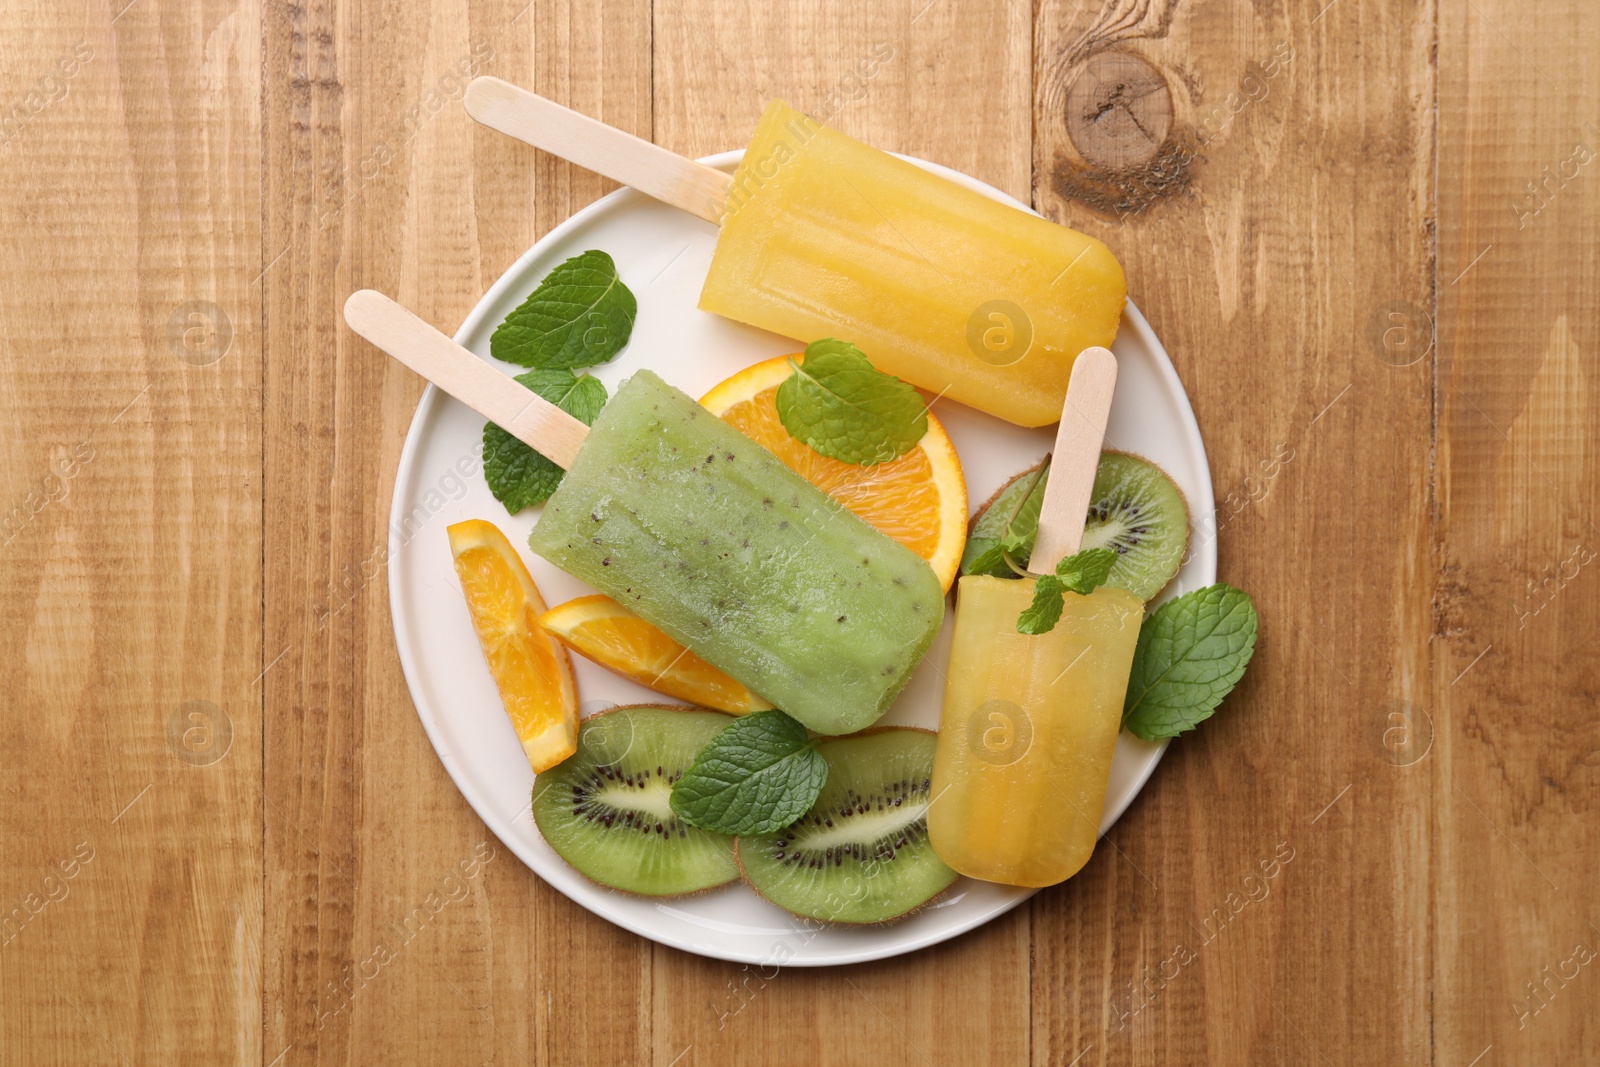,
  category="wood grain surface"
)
[1,0,1595,1063]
